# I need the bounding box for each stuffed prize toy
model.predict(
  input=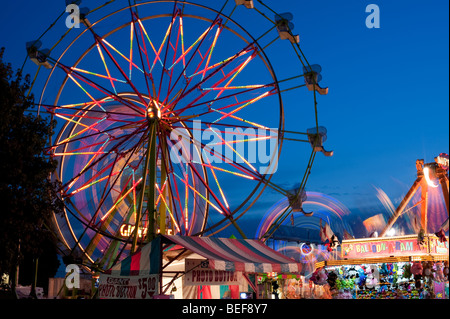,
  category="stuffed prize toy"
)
[387,263,394,275]
[444,261,449,280]
[411,261,423,289]
[357,268,366,287]
[348,267,358,279]
[316,268,328,286]
[411,261,423,276]
[366,270,378,289]
[422,261,434,281]
[327,271,338,290]
[380,263,389,276]
[402,263,412,280]
[434,262,445,282]
[310,269,319,285]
